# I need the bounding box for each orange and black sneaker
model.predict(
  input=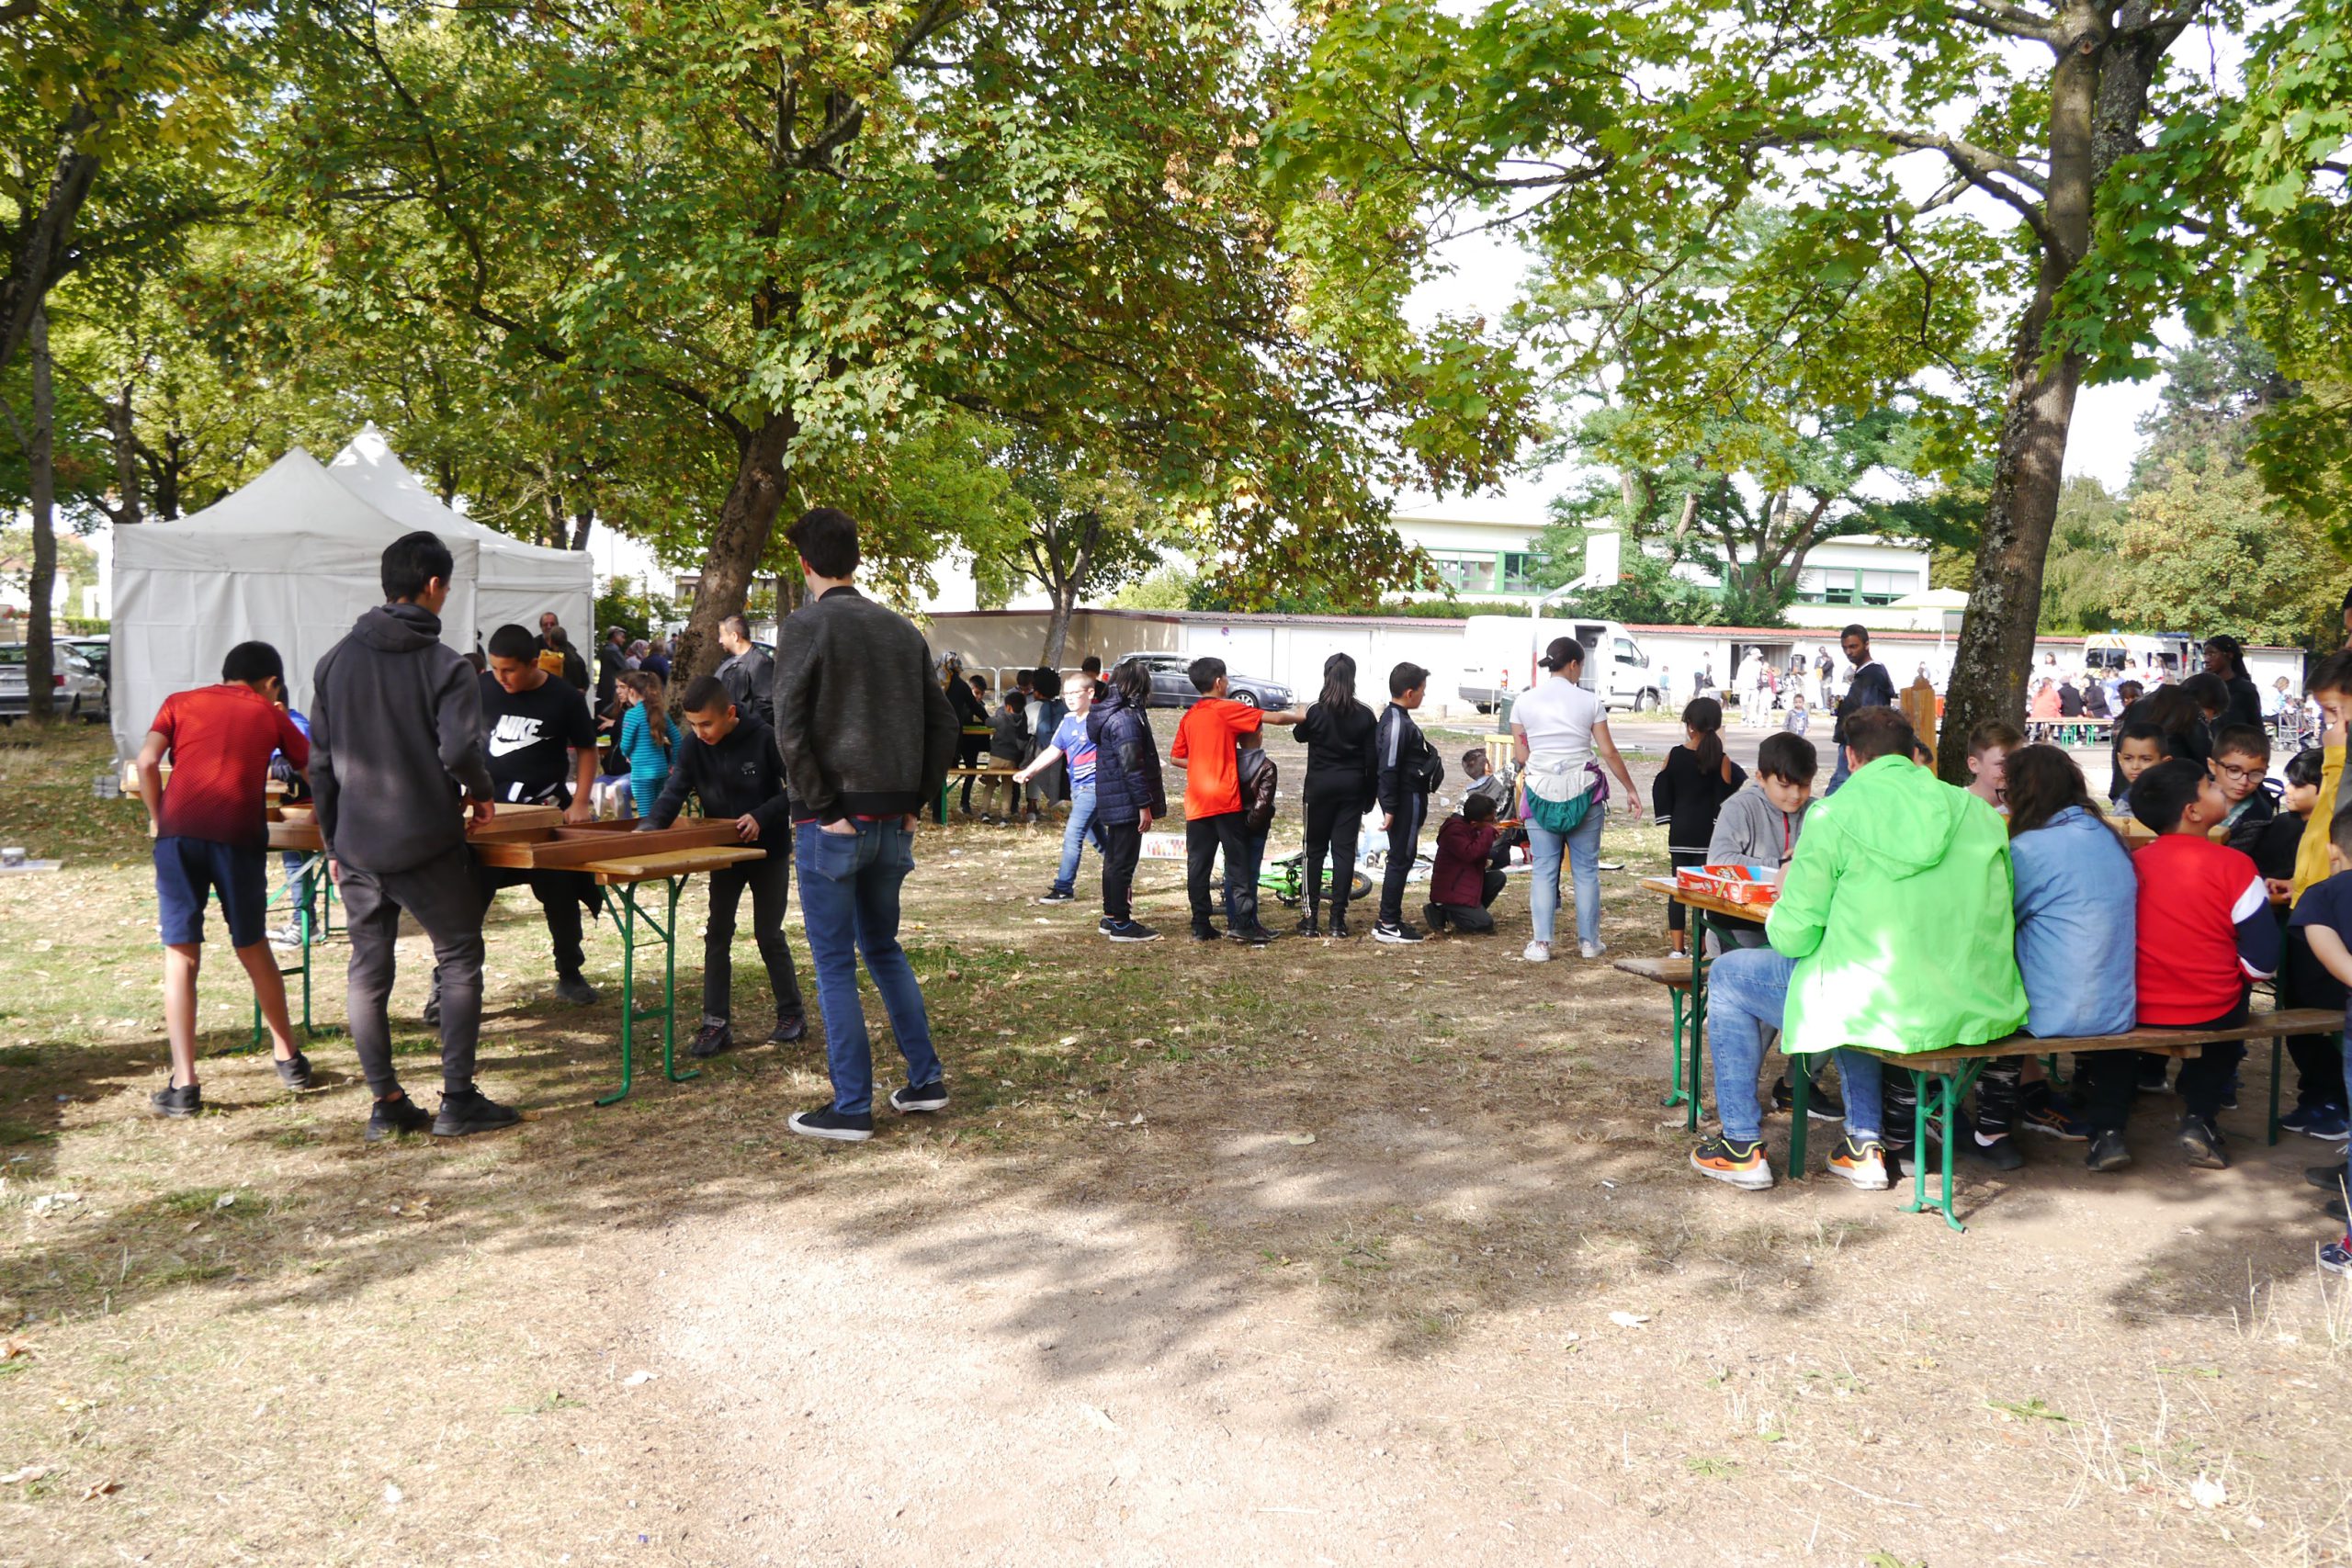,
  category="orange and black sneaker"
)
[1826,1134,1891,1190]
[1690,1135,1774,1190]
